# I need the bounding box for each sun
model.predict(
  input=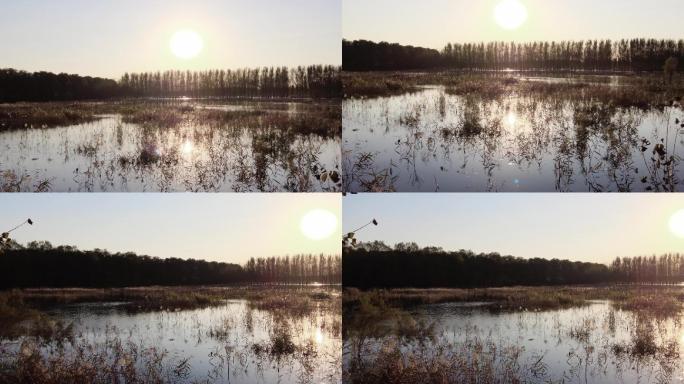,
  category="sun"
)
[669,210,684,238]
[170,29,203,59]
[300,209,338,241]
[494,0,528,30]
